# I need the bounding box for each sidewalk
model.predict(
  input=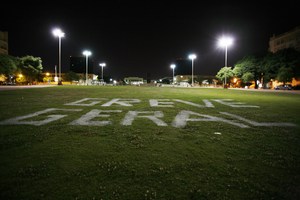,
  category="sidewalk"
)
[0,85,56,91]
[229,87,300,94]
